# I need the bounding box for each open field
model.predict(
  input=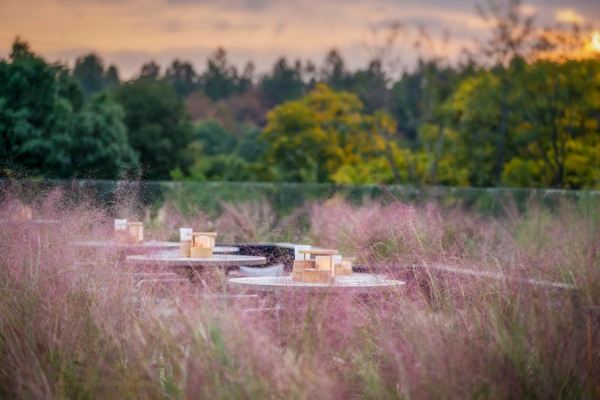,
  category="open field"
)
[0,181,598,399]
